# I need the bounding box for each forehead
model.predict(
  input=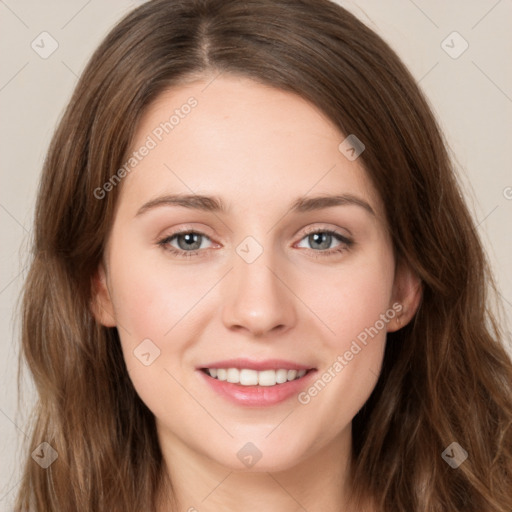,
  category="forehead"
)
[118,75,383,219]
